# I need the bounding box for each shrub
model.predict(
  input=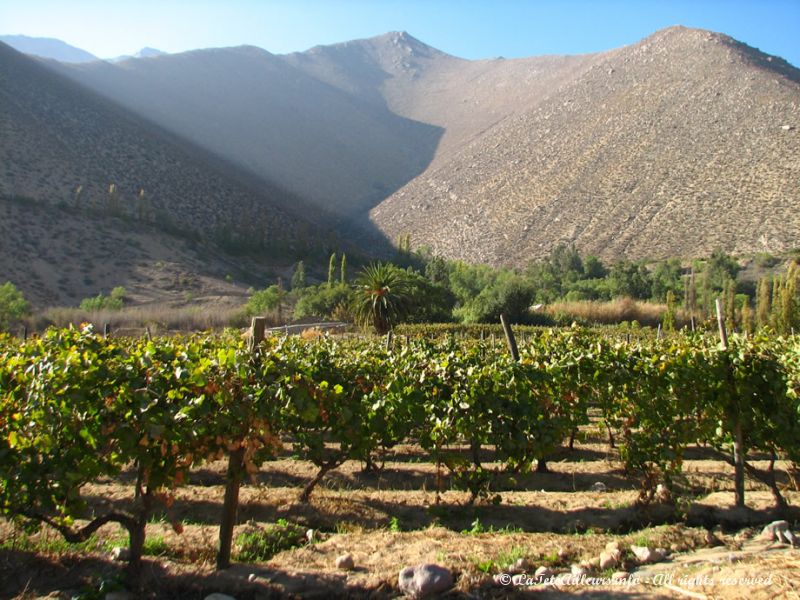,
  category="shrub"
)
[0,281,28,331]
[245,285,282,316]
[79,287,125,311]
[236,520,307,562]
